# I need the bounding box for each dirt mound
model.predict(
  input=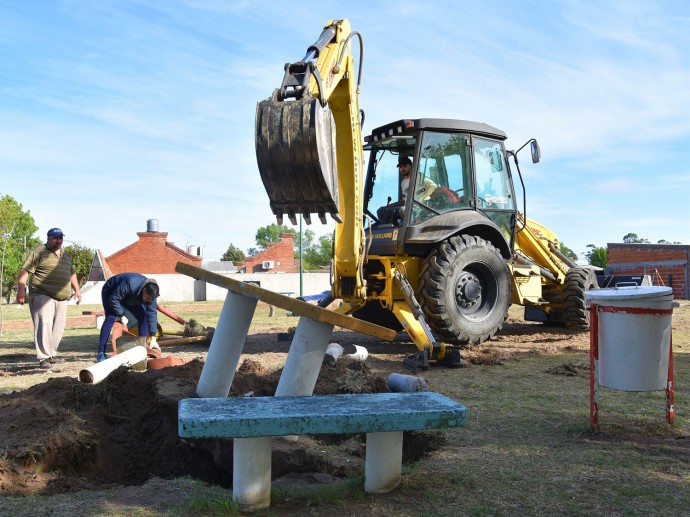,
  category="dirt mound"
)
[0,358,435,496]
